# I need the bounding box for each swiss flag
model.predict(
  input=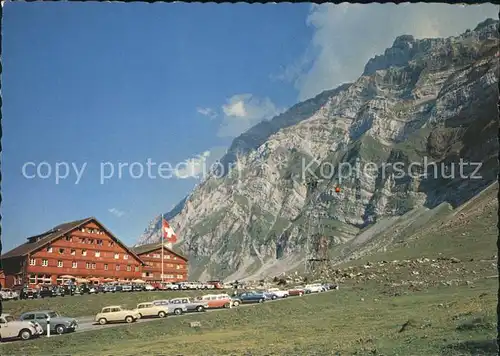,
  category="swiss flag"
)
[162,218,177,243]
